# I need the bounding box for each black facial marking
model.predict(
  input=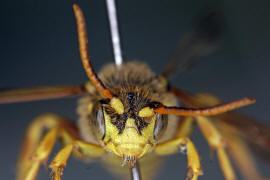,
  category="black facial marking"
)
[99,98,110,104]
[111,113,127,134]
[148,101,162,109]
[101,91,154,134]
[134,115,149,134]
[130,113,136,119]
[108,111,150,135]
